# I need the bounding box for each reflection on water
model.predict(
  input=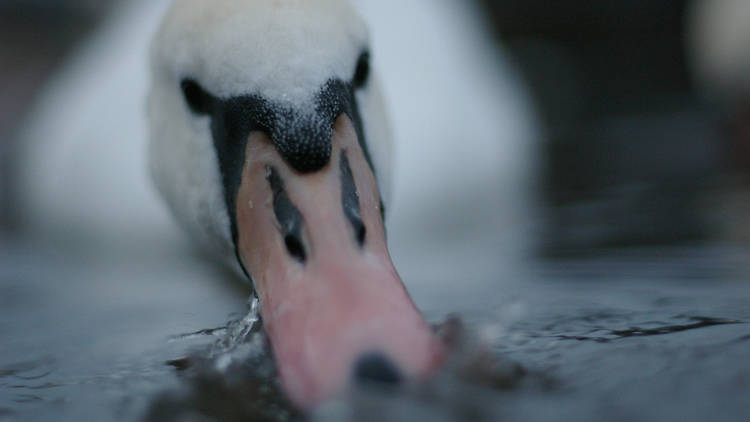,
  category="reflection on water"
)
[551,315,741,343]
[2,238,749,421]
